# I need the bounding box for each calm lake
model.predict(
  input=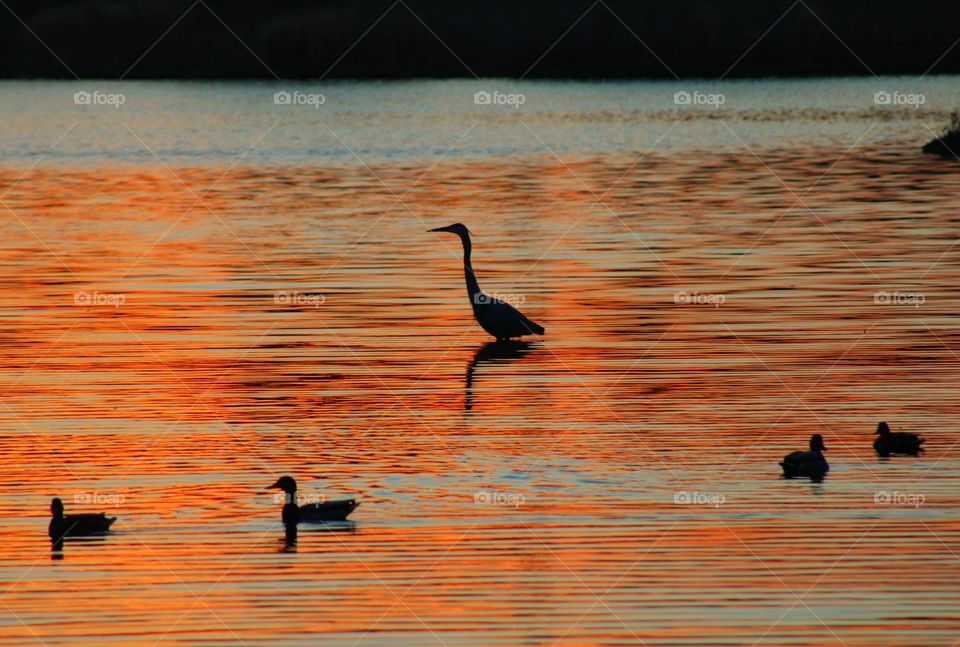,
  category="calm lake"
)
[0,77,958,645]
